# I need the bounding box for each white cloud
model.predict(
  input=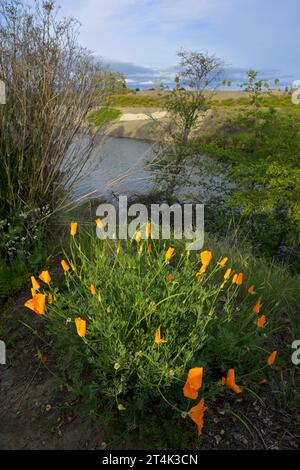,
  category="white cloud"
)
[60,0,240,63]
